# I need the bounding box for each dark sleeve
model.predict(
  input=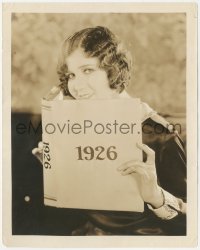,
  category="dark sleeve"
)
[142,117,186,201]
[155,133,187,235]
[158,133,186,202]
